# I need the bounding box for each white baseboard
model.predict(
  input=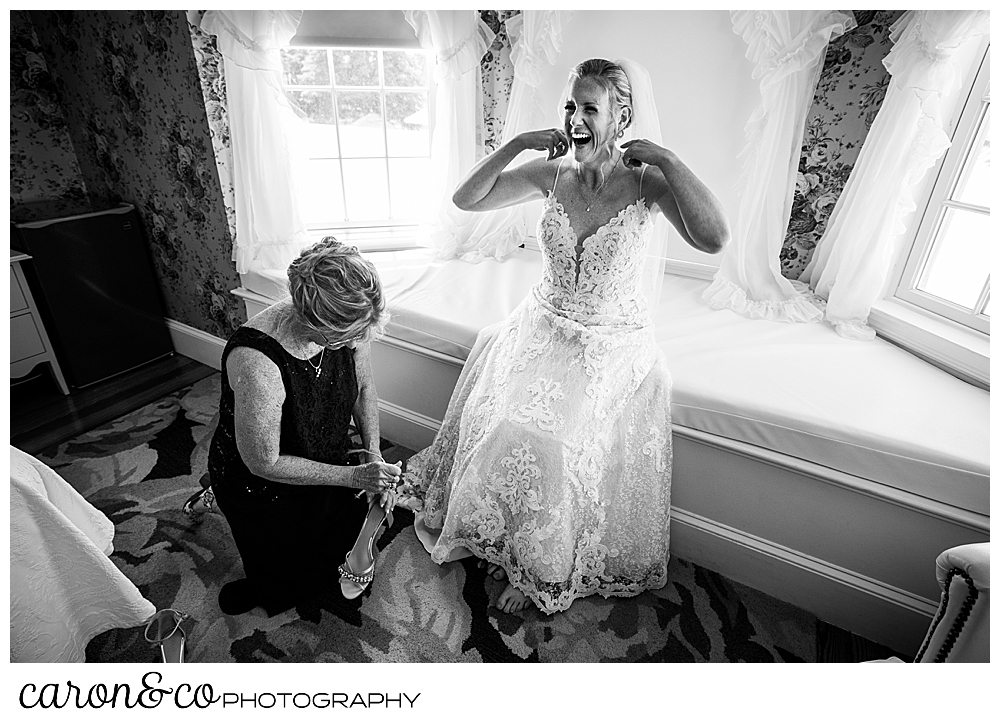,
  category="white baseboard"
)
[165,319,226,371]
[377,399,441,452]
[670,507,937,656]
